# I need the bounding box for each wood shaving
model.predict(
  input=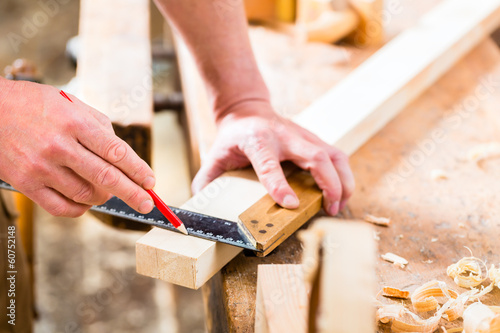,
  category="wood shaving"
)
[466,142,500,162]
[391,297,455,333]
[463,302,500,333]
[382,287,410,299]
[381,252,408,269]
[376,254,500,332]
[364,214,391,227]
[376,303,405,324]
[447,257,488,288]
[410,280,458,313]
[374,231,381,241]
[431,169,449,180]
[423,259,434,264]
[431,238,439,242]
[488,264,500,288]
